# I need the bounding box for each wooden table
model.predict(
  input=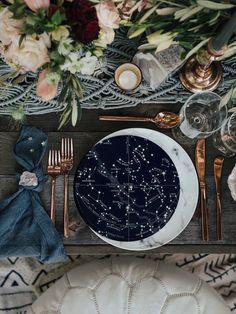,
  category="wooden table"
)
[0,102,235,255]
